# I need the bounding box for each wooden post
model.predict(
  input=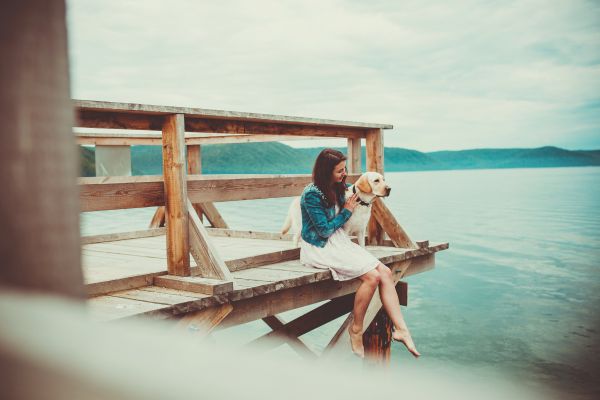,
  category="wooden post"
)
[363,308,393,364]
[0,0,84,298]
[366,129,385,245]
[162,114,190,276]
[187,144,204,222]
[347,138,361,174]
[186,144,229,229]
